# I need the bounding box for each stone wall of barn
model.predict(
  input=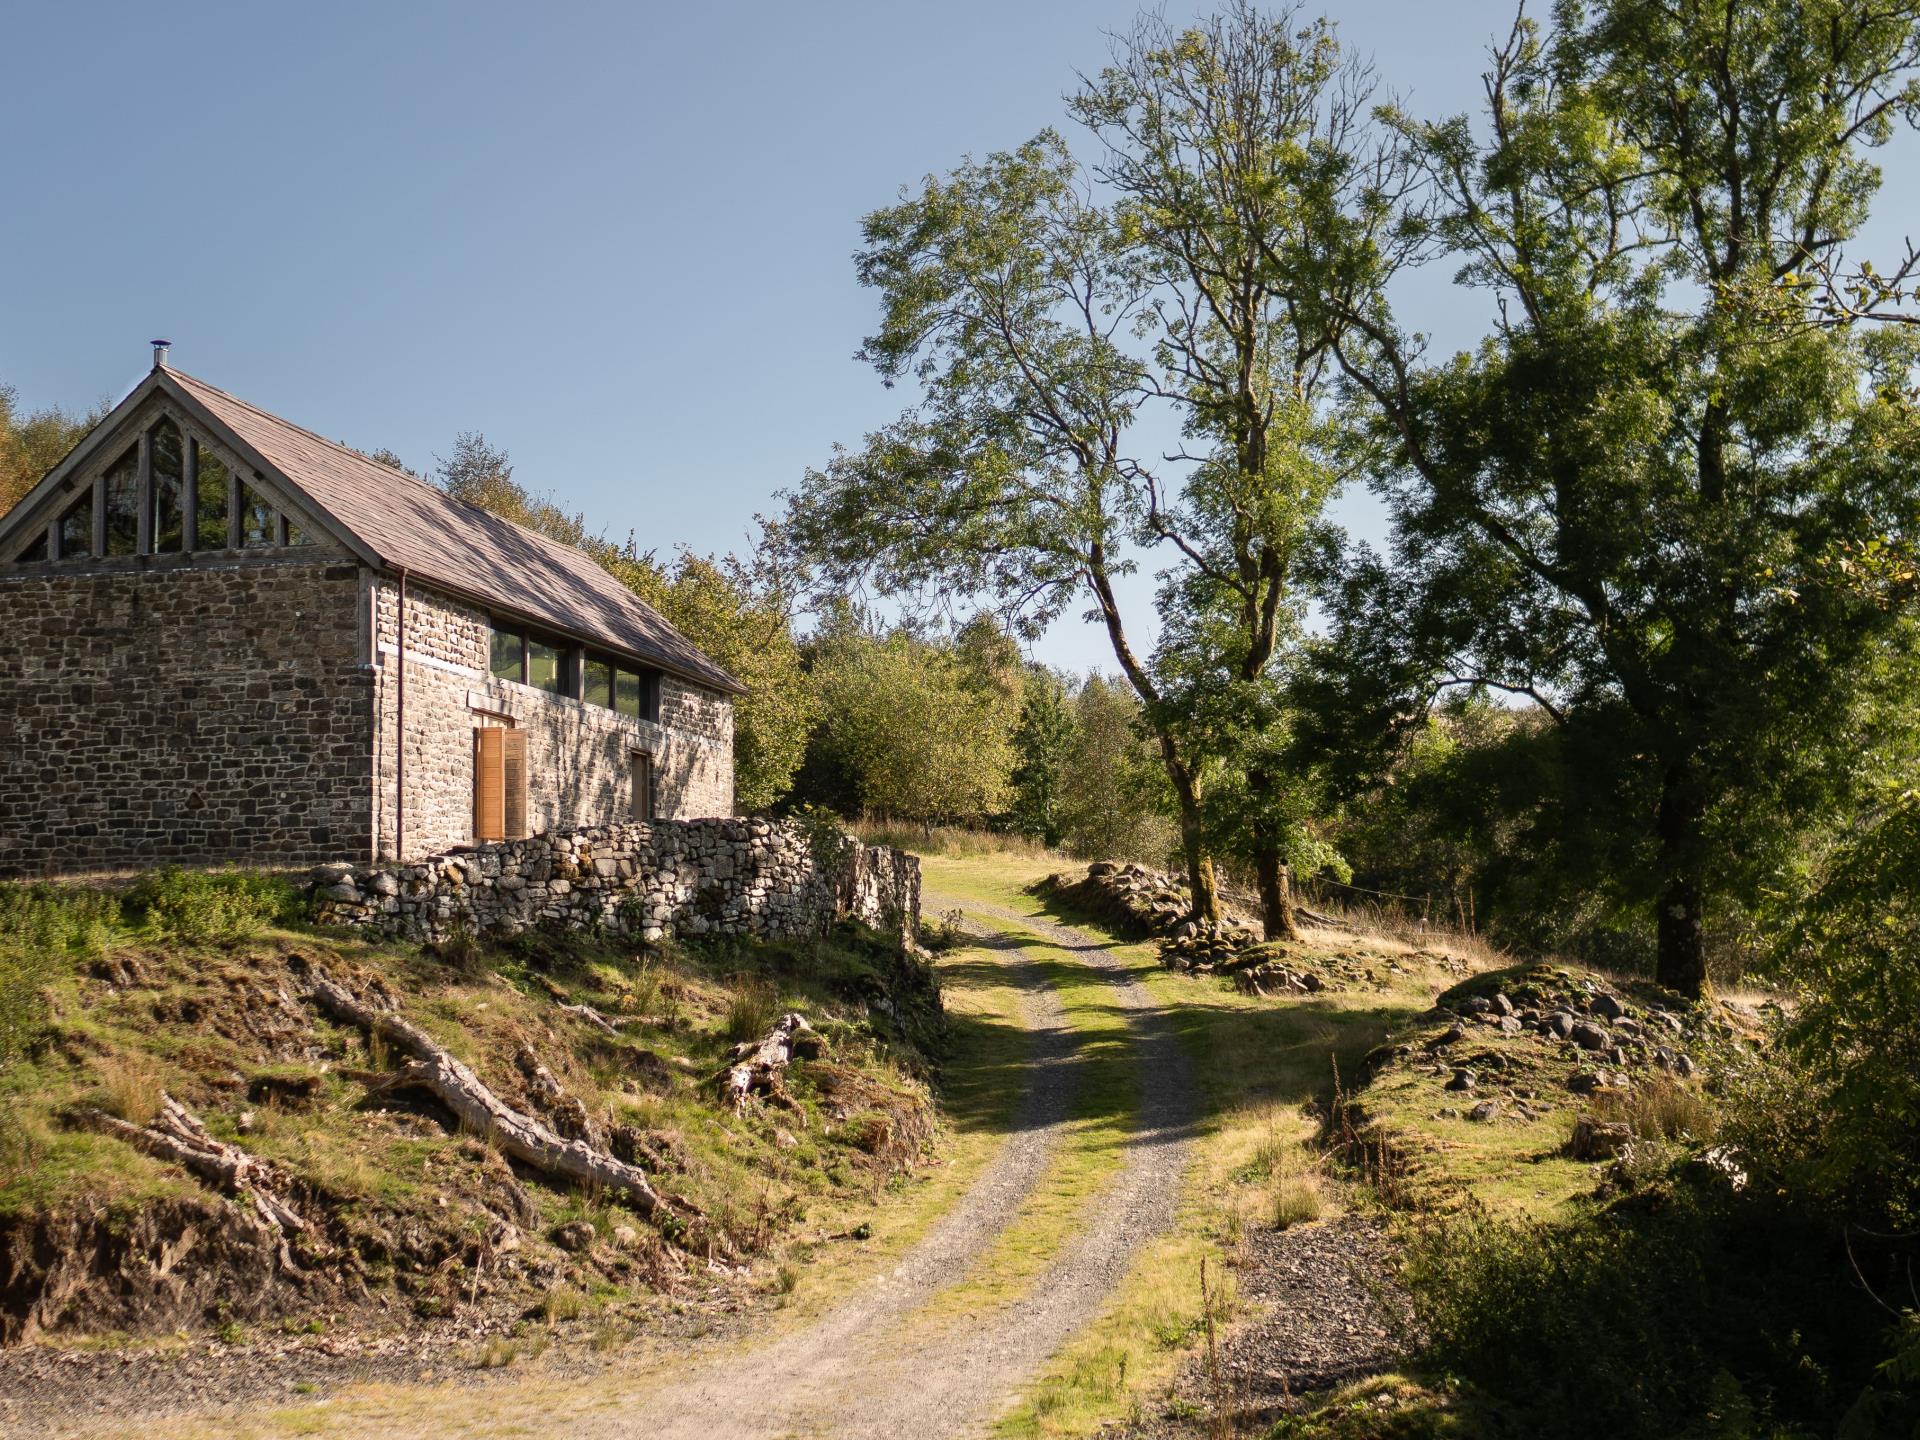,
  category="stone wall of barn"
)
[0,552,373,876]
[311,817,920,947]
[369,580,735,861]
